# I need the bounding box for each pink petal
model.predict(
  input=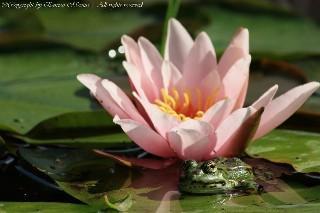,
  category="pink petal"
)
[201,99,232,127]
[252,84,278,109]
[184,52,219,90]
[183,32,217,84]
[215,107,263,157]
[123,61,156,101]
[113,116,176,158]
[77,73,100,93]
[213,107,255,155]
[121,35,142,68]
[164,18,193,71]
[167,120,216,161]
[218,28,249,78]
[199,68,221,99]
[233,79,248,109]
[253,82,320,140]
[94,150,177,170]
[220,55,251,110]
[138,37,163,92]
[121,35,161,100]
[133,92,180,138]
[161,60,182,90]
[77,74,129,119]
[101,79,147,125]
